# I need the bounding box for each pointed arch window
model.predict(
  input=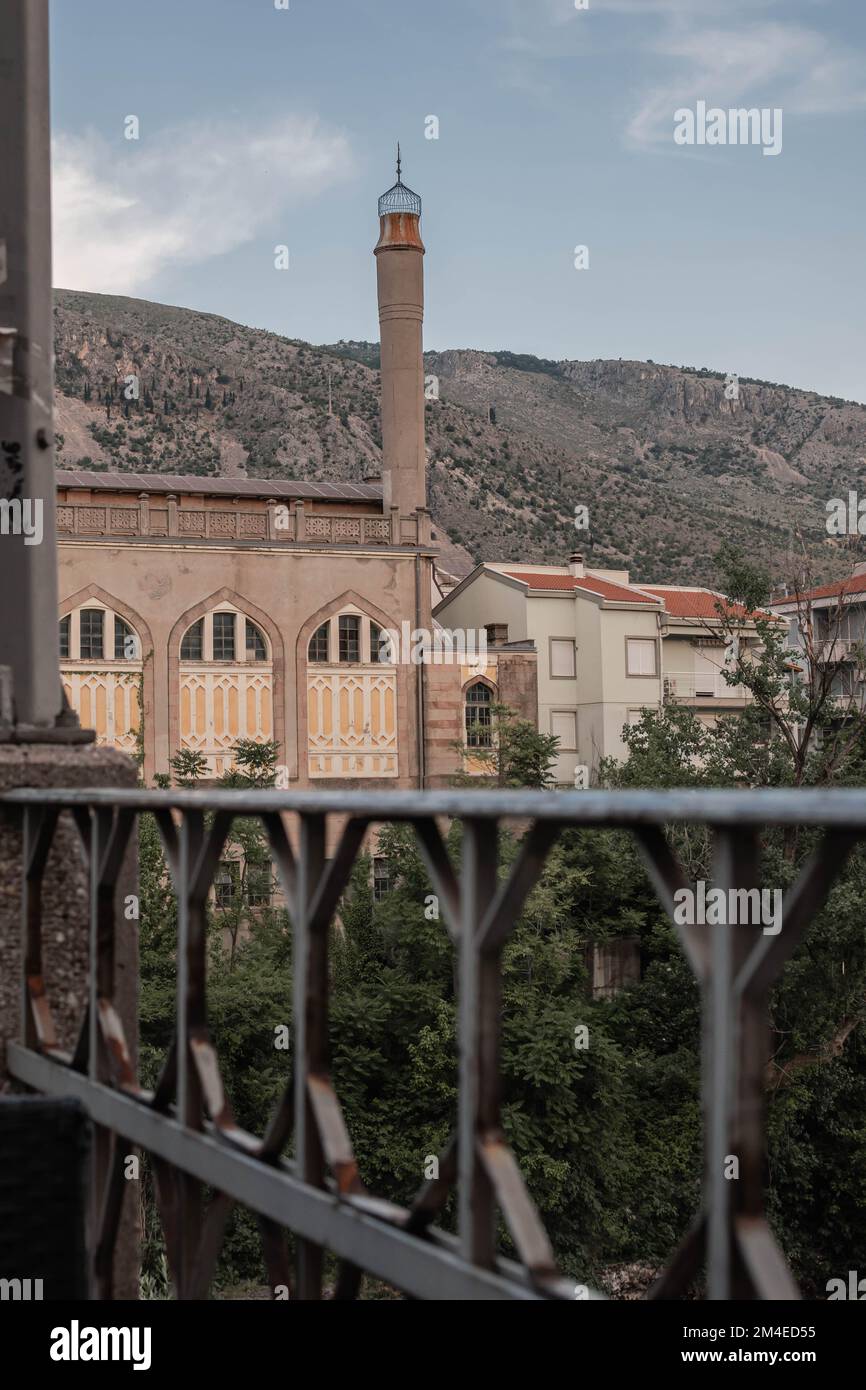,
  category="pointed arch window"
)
[179,610,270,664]
[306,610,392,666]
[58,603,144,756]
[60,605,141,664]
[465,681,493,748]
